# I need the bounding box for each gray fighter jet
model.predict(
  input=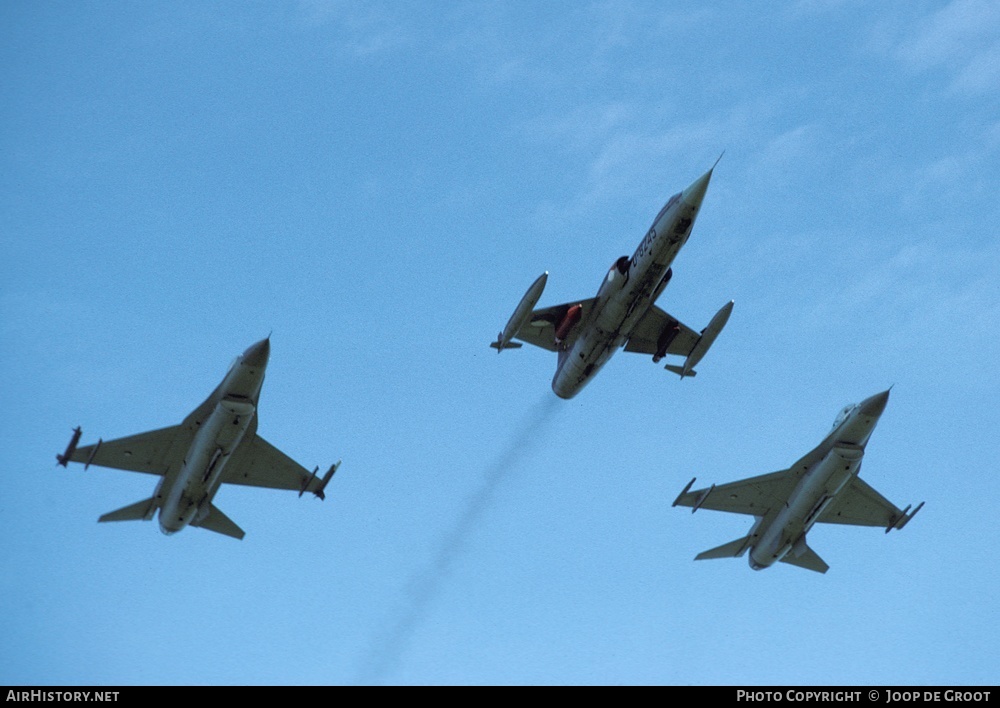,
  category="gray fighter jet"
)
[492,164,733,399]
[673,389,922,573]
[56,338,339,539]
